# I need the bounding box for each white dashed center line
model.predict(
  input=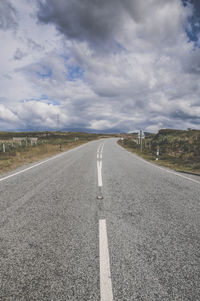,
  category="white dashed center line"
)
[97,144,113,300]
[97,143,104,188]
[97,160,103,187]
[99,219,113,301]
